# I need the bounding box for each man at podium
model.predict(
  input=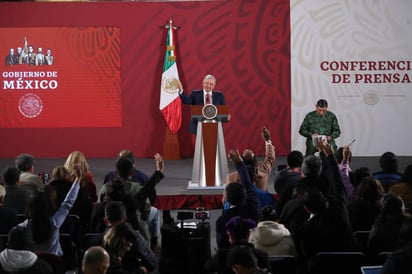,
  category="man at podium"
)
[178,74,225,134]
